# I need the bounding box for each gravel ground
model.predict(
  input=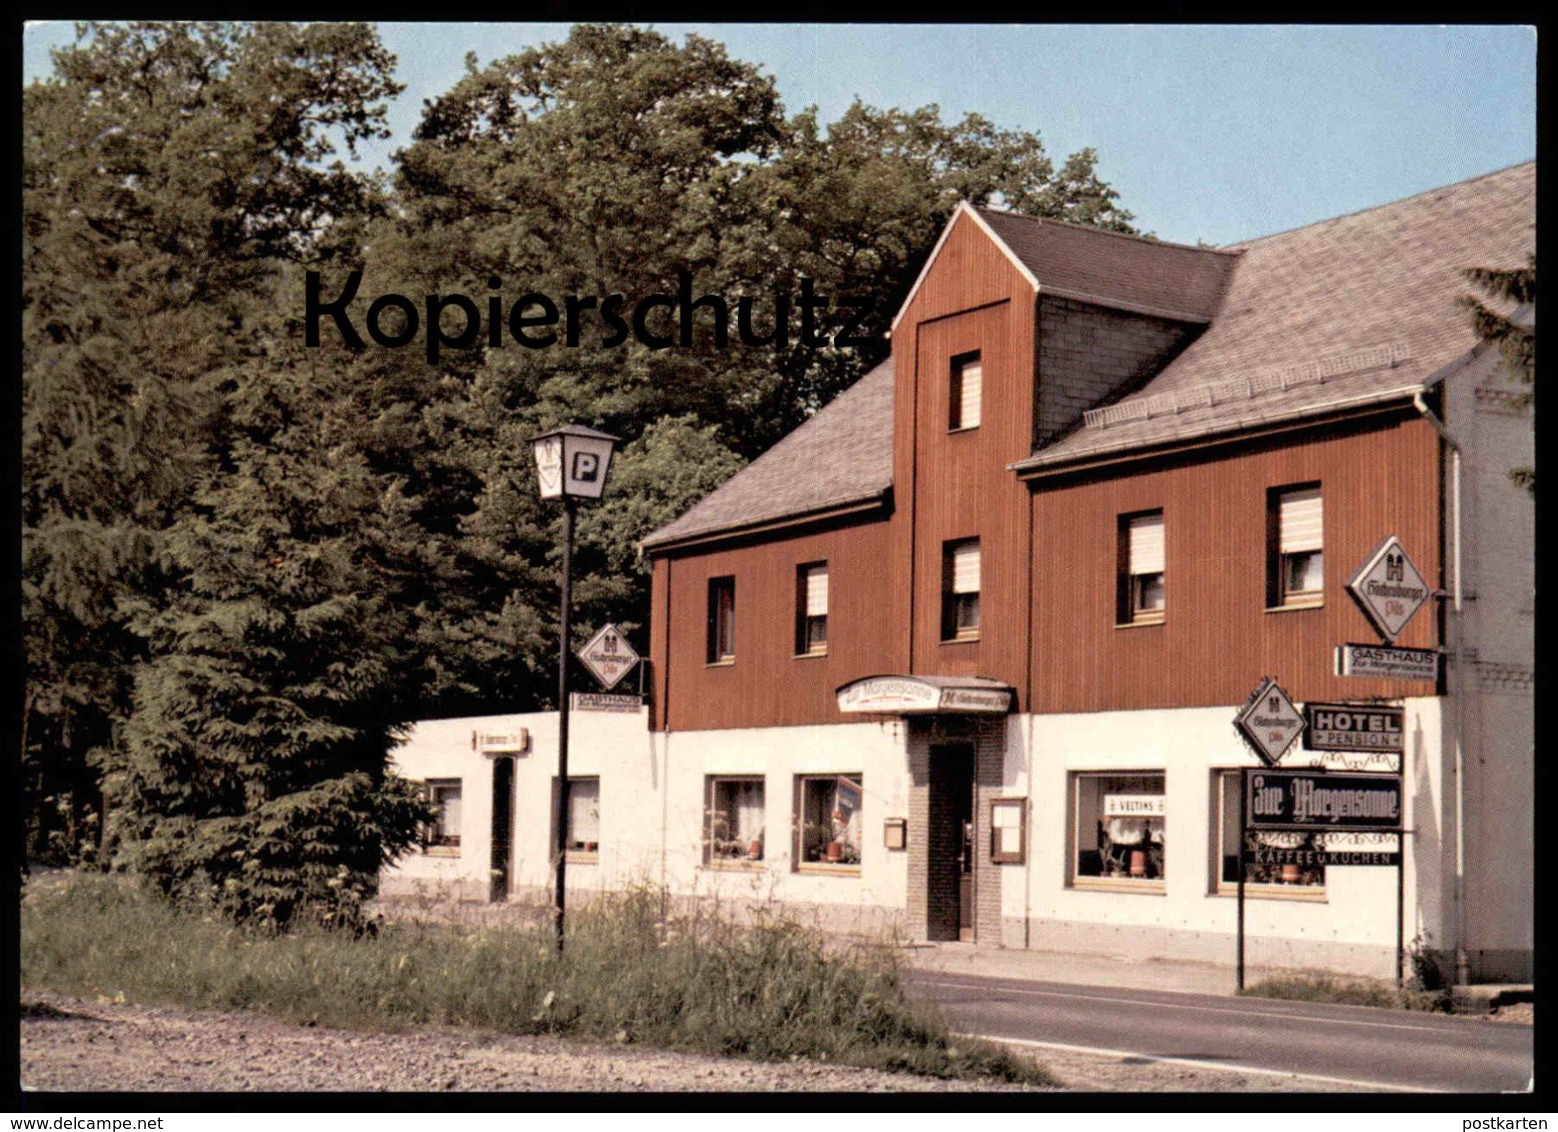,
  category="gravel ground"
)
[20,990,1397,1094]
